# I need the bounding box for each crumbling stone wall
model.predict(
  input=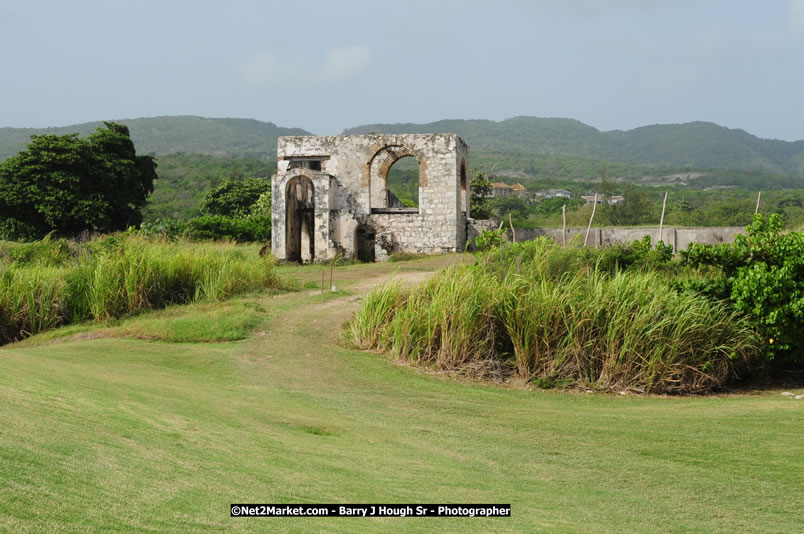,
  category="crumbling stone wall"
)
[272,134,470,262]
